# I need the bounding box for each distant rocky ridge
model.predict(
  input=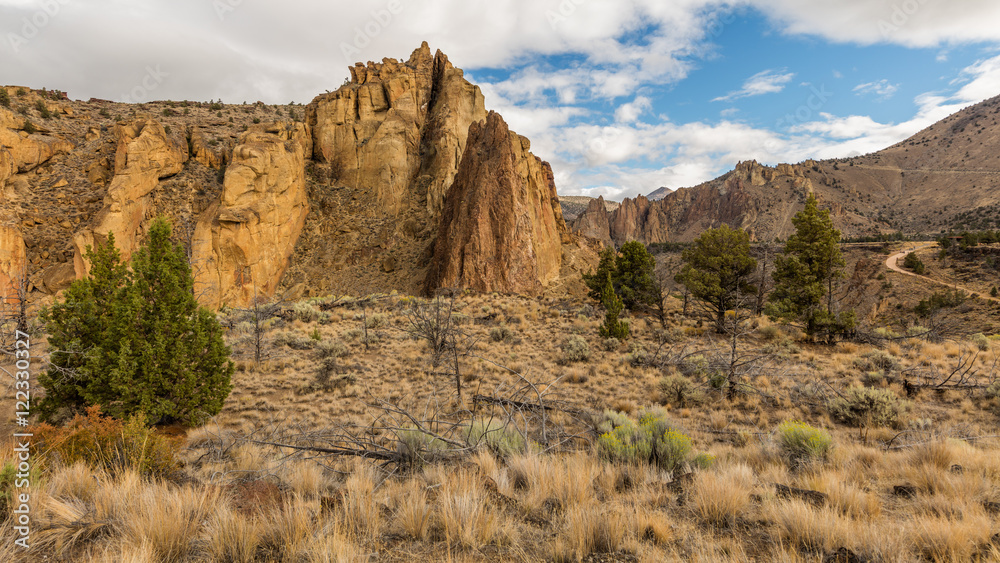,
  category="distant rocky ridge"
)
[570,94,1000,245]
[0,43,579,308]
